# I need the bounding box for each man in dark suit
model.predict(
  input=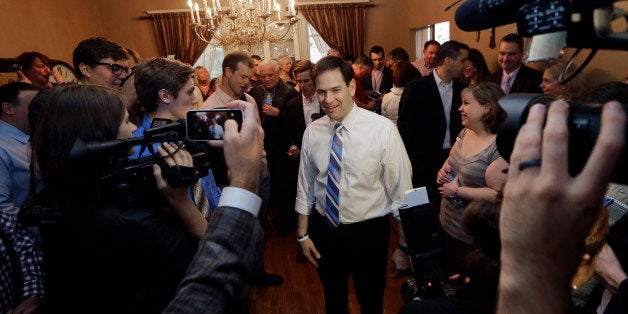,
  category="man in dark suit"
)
[485,33,543,94]
[251,59,300,236]
[397,40,469,209]
[164,99,266,313]
[363,45,393,94]
[285,60,321,262]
